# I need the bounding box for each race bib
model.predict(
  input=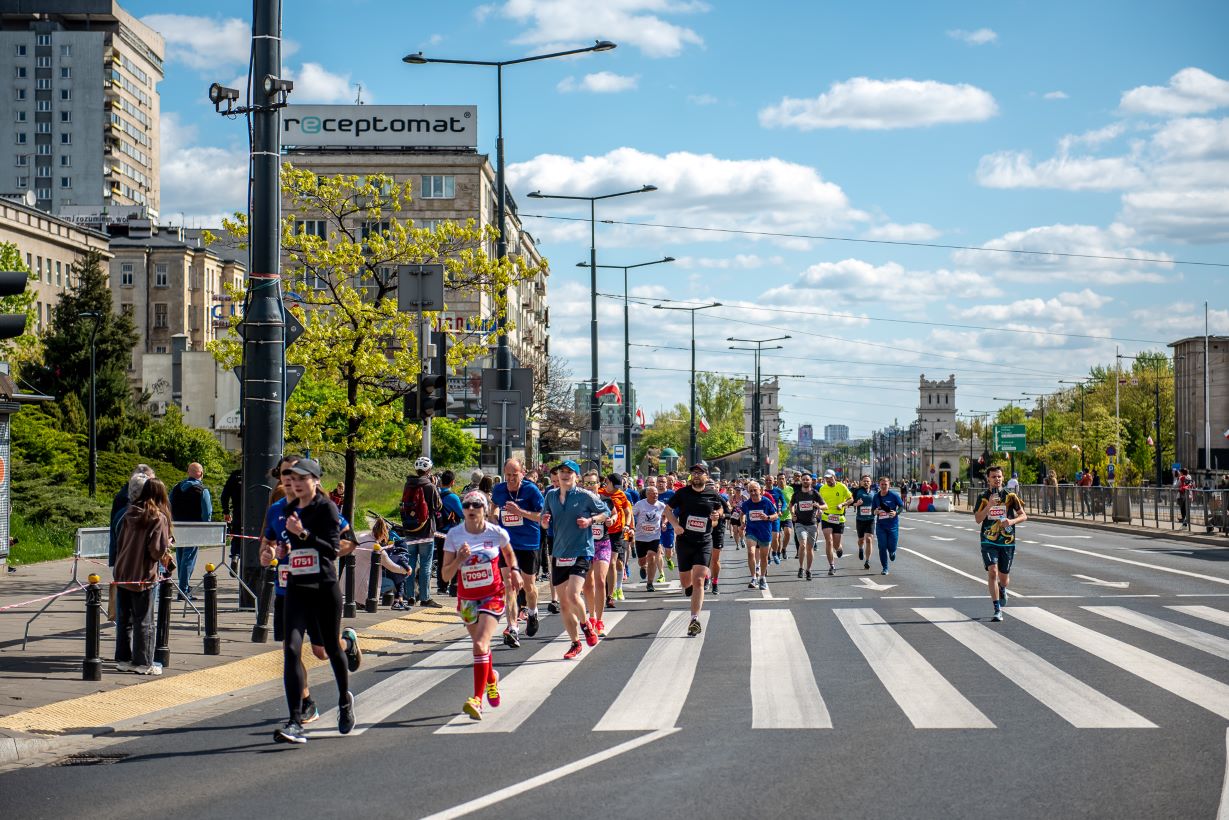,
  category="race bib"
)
[988,505,1007,520]
[278,565,290,587]
[501,510,523,527]
[730,510,742,521]
[460,561,495,592]
[686,515,708,533]
[877,509,891,519]
[555,557,577,567]
[826,514,842,523]
[750,510,767,522]
[638,521,658,536]
[591,523,605,538]
[798,501,814,511]
[859,506,872,516]
[288,548,319,576]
